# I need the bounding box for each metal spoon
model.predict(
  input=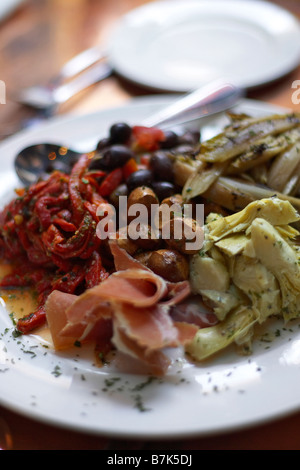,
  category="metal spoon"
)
[17,45,108,113]
[15,81,243,185]
[17,61,113,114]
